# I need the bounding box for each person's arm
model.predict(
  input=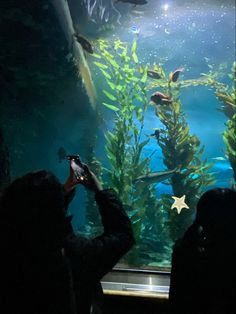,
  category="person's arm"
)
[65,188,135,281]
[63,165,135,281]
